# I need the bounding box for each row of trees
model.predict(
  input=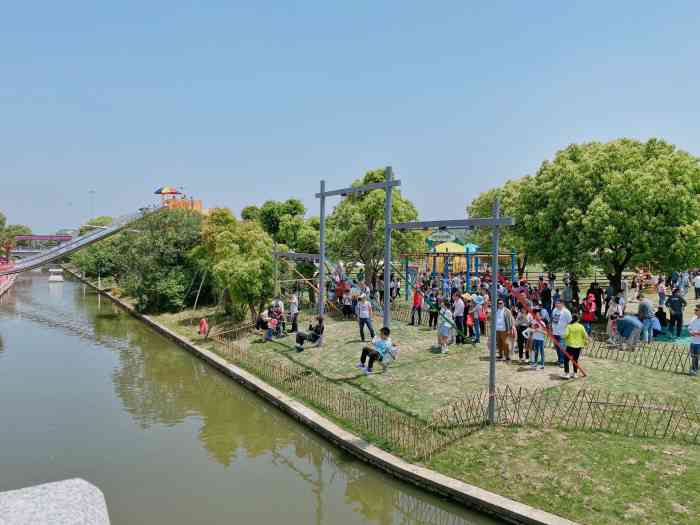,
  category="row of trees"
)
[0,211,32,257]
[467,139,700,290]
[72,139,700,317]
[71,169,423,320]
